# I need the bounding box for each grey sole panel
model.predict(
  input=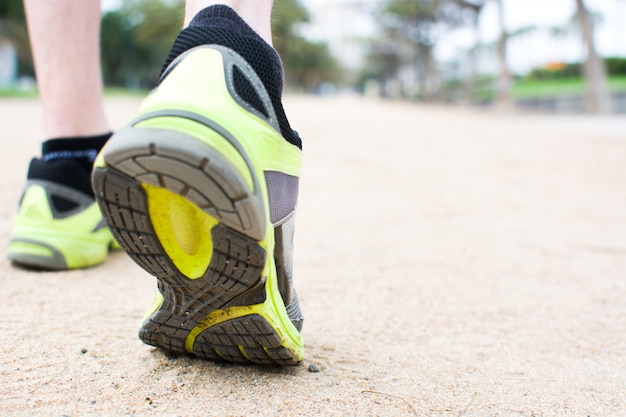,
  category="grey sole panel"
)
[8,239,67,271]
